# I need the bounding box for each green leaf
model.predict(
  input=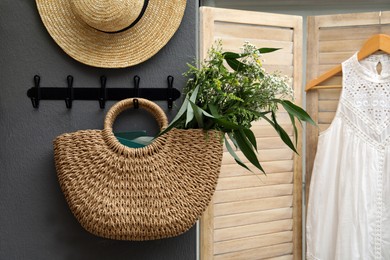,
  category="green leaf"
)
[170,96,188,123]
[189,101,204,128]
[158,94,189,137]
[233,129,264,173]
[242,128,257,151]
[237,128,256,153]
[270,111,298,154]
[225,58,246,72]
[215,118,241,131]
[208,103,221,118]
[188,99,216,122]
[227,132,238,149]
[185,101,194,127]
[200,107,215,119]
[223,47,280,60]
[189,85,200,103]
[278,100,316,125]
[225,136,251,171]
[248,109,271,118]
[258,48,281,54]
[222,52,241,59]
[258,111,298,154]
[288,112,298,146]
[184,85,202,127]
